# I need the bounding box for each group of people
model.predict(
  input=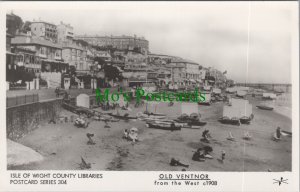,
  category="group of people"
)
[191,129,227,163]
[123,128,139,143]
[192,146,215,162]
